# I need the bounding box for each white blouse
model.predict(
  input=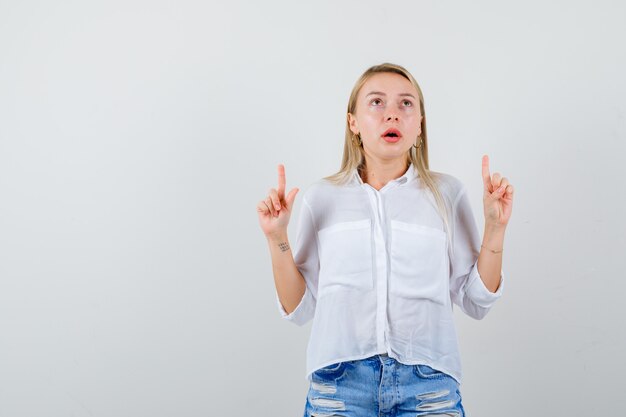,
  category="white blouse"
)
[275,162,504,385]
